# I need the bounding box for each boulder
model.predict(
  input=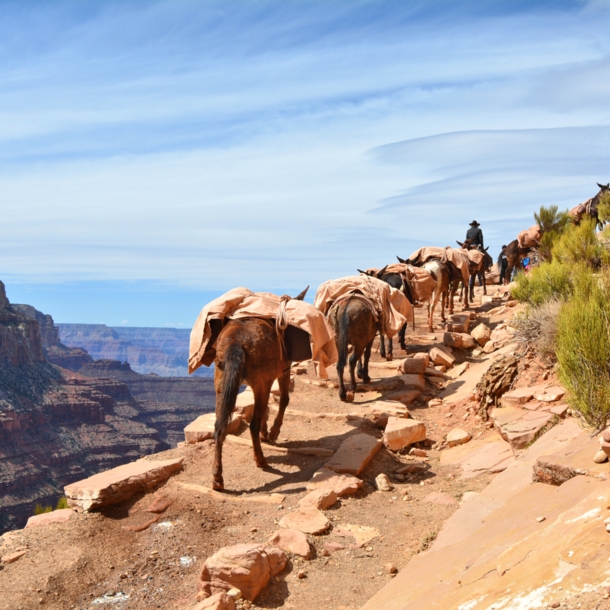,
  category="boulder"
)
[194,592,236,610]
[384,417,426,451]
[279,506,330,535]
[64,458,183,511]
[446,428,471,448]
[324,433,383,476]
[235,389,255,422]
[268,529,312,559]
[443,332,475,349]
[449,314,470,334]
[199,544,287,601]
[298,488,338,510]
[185,412,241,444]
[429,347,455,367]
[385,389,421,406]
[398,358,427,374]
[470,323,491,346]
[412,352,430,367]
[399,374,426,391]
[271,376,295,396]
[25,508,73,529]
[306,468,363,496]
